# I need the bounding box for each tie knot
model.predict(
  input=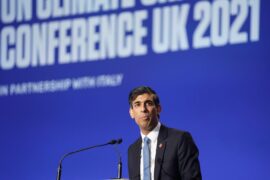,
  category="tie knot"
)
[144,137,151,144]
